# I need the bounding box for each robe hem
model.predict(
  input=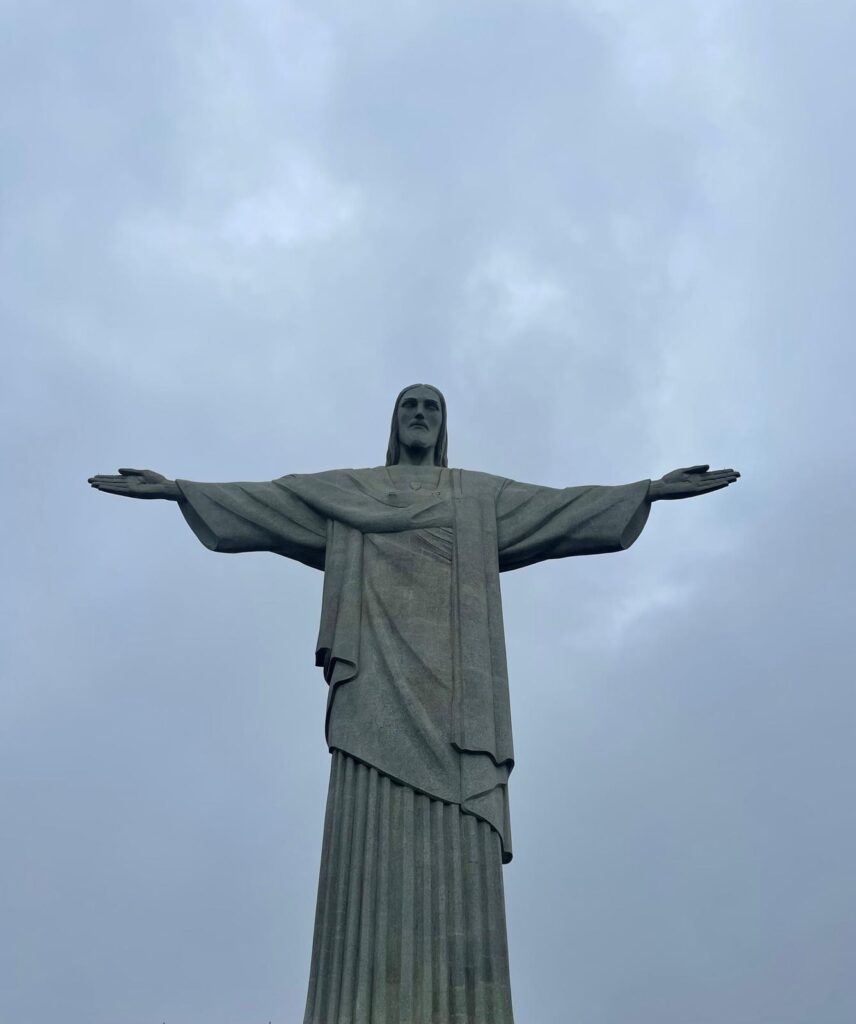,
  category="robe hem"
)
[327,745,513,864]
